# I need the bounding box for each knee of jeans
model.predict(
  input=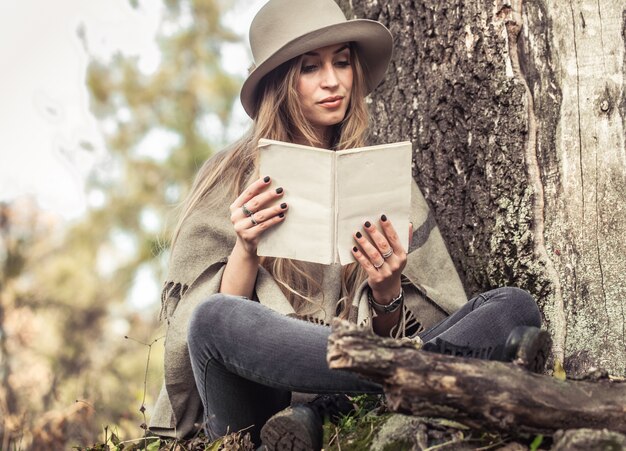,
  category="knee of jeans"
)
[501,287,542,328]
[187,294,232,355]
